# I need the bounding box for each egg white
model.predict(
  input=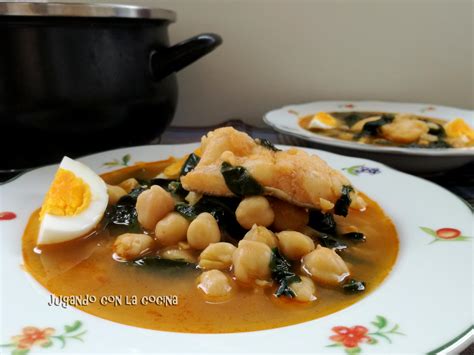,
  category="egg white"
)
[308,113,338,130]
[37,157,108,245]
